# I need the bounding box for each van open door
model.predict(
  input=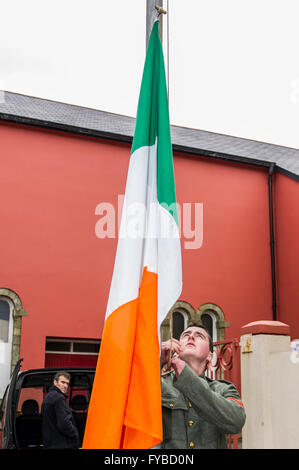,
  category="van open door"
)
[0,359,23,448]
